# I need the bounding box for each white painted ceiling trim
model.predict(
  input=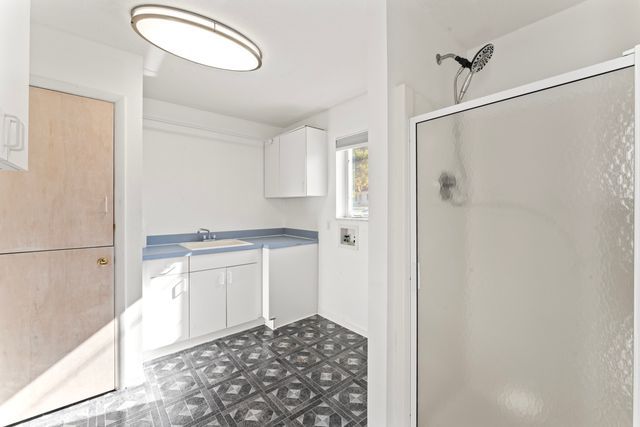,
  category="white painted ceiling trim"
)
[143,115,265,146]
